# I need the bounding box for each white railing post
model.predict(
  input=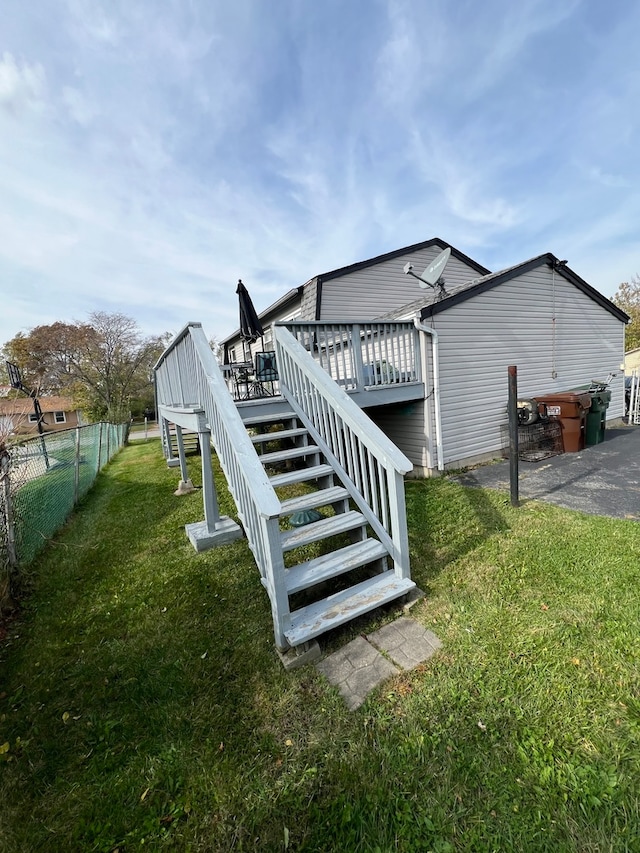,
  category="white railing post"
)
[261,515,291,650]
[200,434,221,533]
[388,470,411,579]
[352,324,365,390]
